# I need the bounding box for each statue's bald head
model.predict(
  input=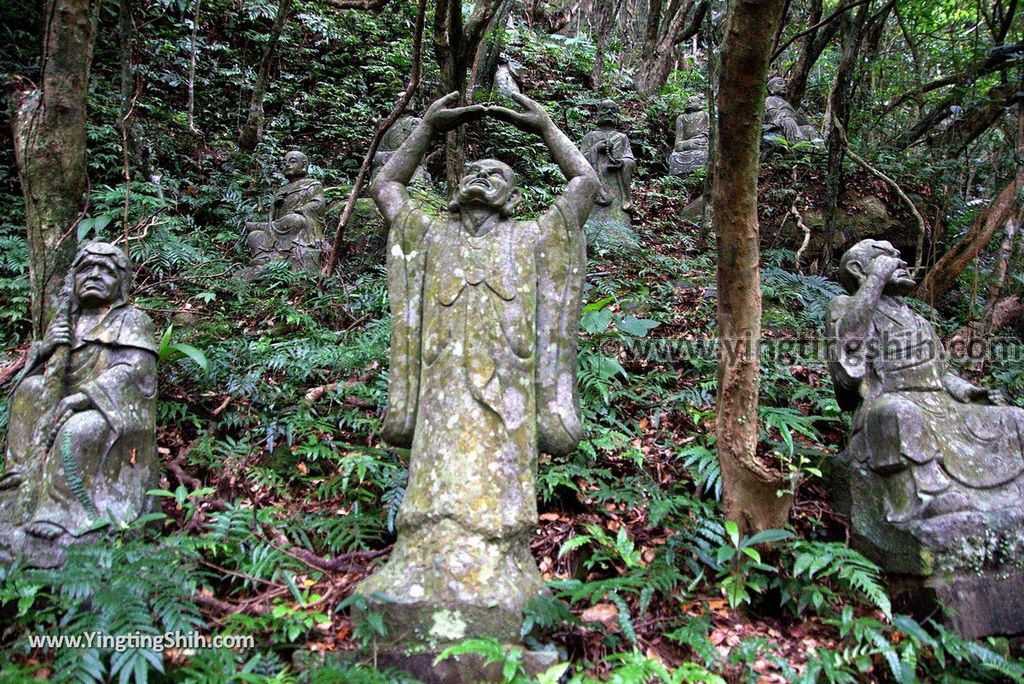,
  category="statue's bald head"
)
[839,239,912,293]
[283,150,309,180]
[767,77,786,96]
[597,99,620,126]
[451,158,521,217]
